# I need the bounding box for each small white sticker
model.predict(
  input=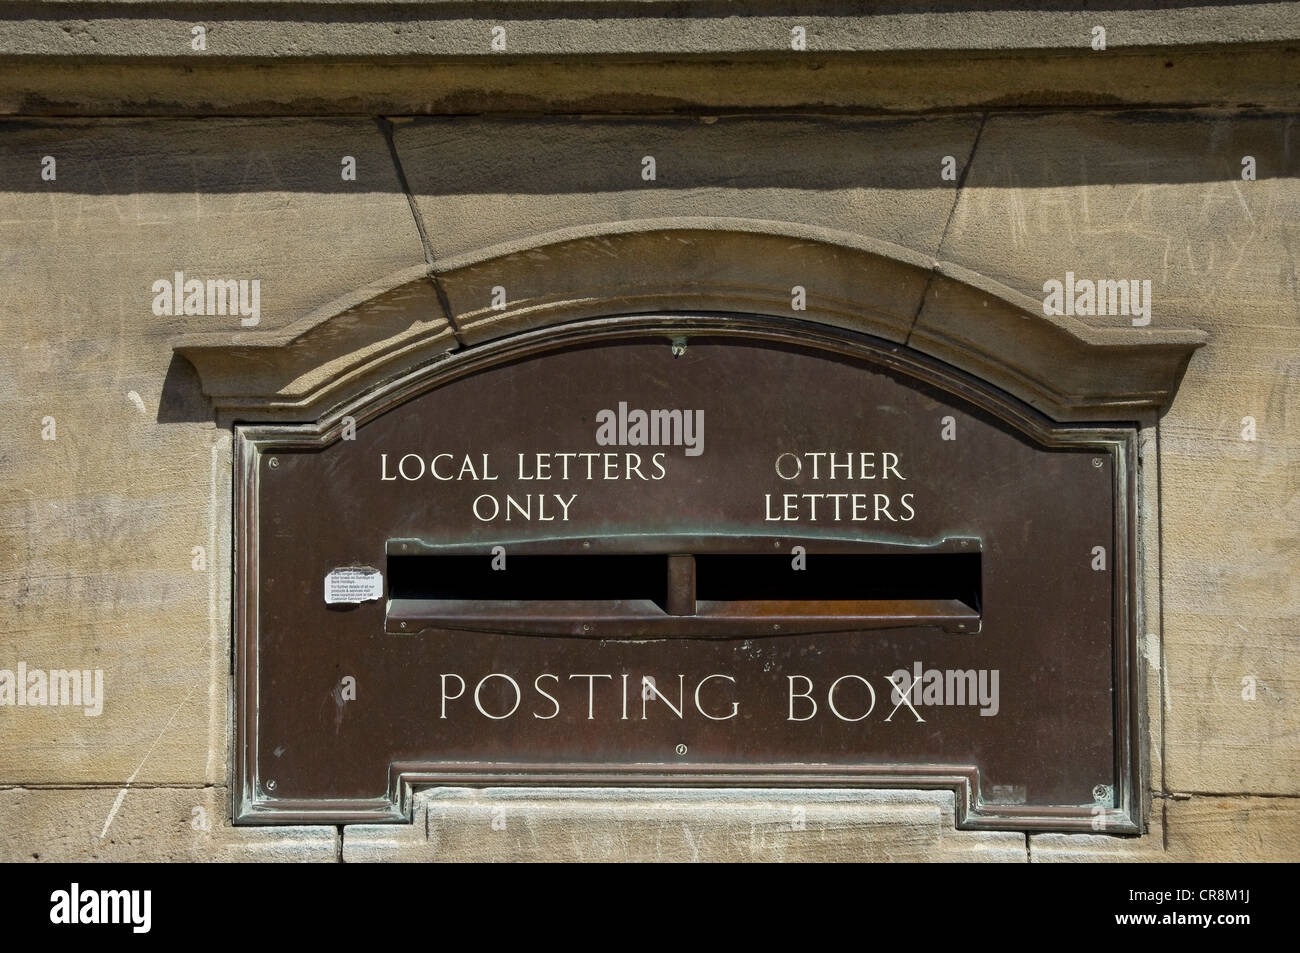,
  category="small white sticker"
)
[324,567,384,605]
